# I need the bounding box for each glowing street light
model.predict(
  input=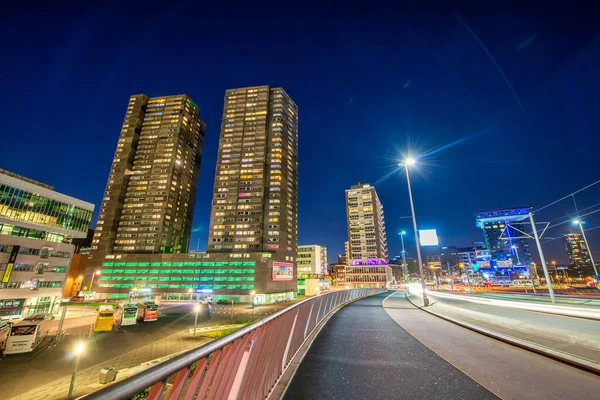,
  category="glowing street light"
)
[573,220,598,276]
[399,157,429,306]
[398,231,407,278]
[511,245,521,265]
[193,304,201,337]
[250,291,256,318]
[88,270,101,295]
[67,342,84,399]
